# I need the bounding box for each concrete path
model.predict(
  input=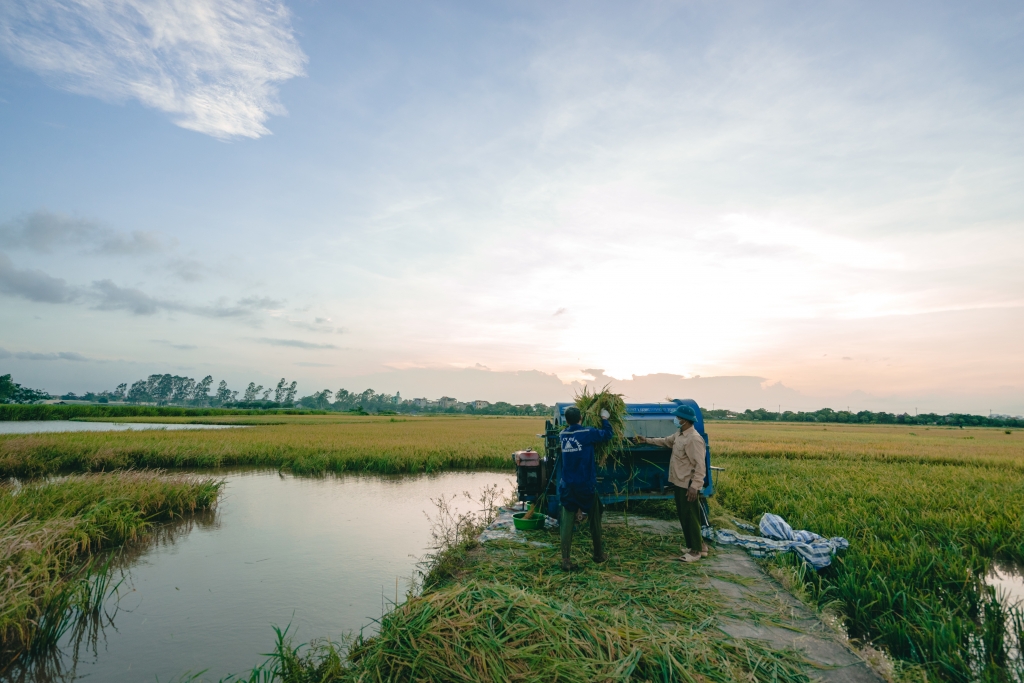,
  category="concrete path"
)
[604,514,885,683]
